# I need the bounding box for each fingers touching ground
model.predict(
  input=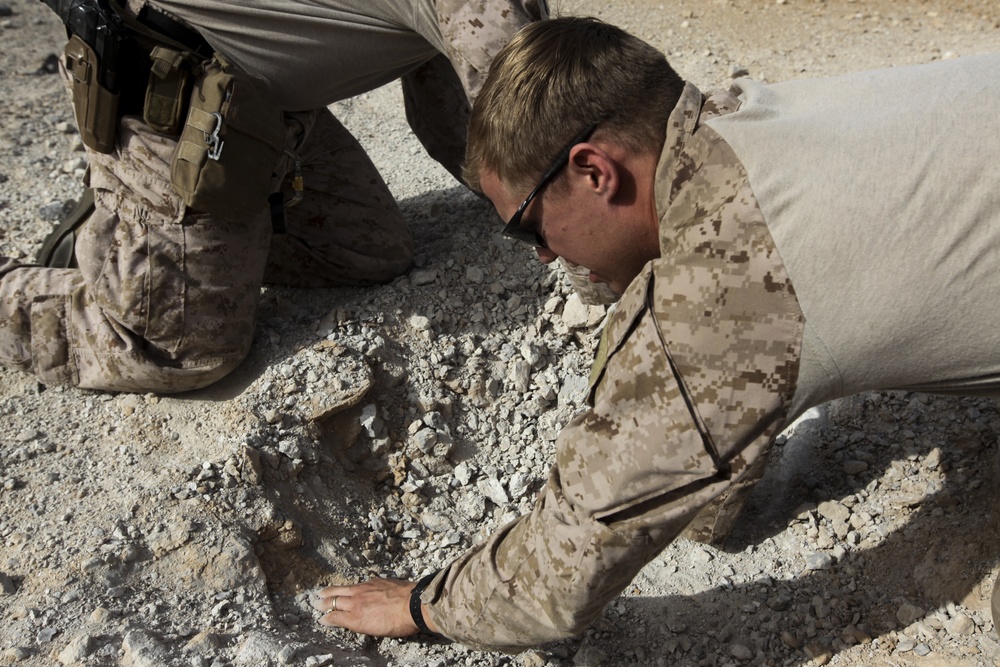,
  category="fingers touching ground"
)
[312,578,420,637]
